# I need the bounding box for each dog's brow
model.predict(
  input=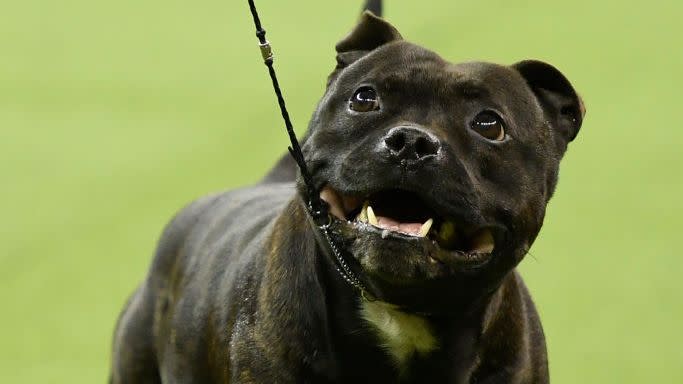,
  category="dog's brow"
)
[455,81,487,99]
[381,69,459,94]
[382,72,431,90]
